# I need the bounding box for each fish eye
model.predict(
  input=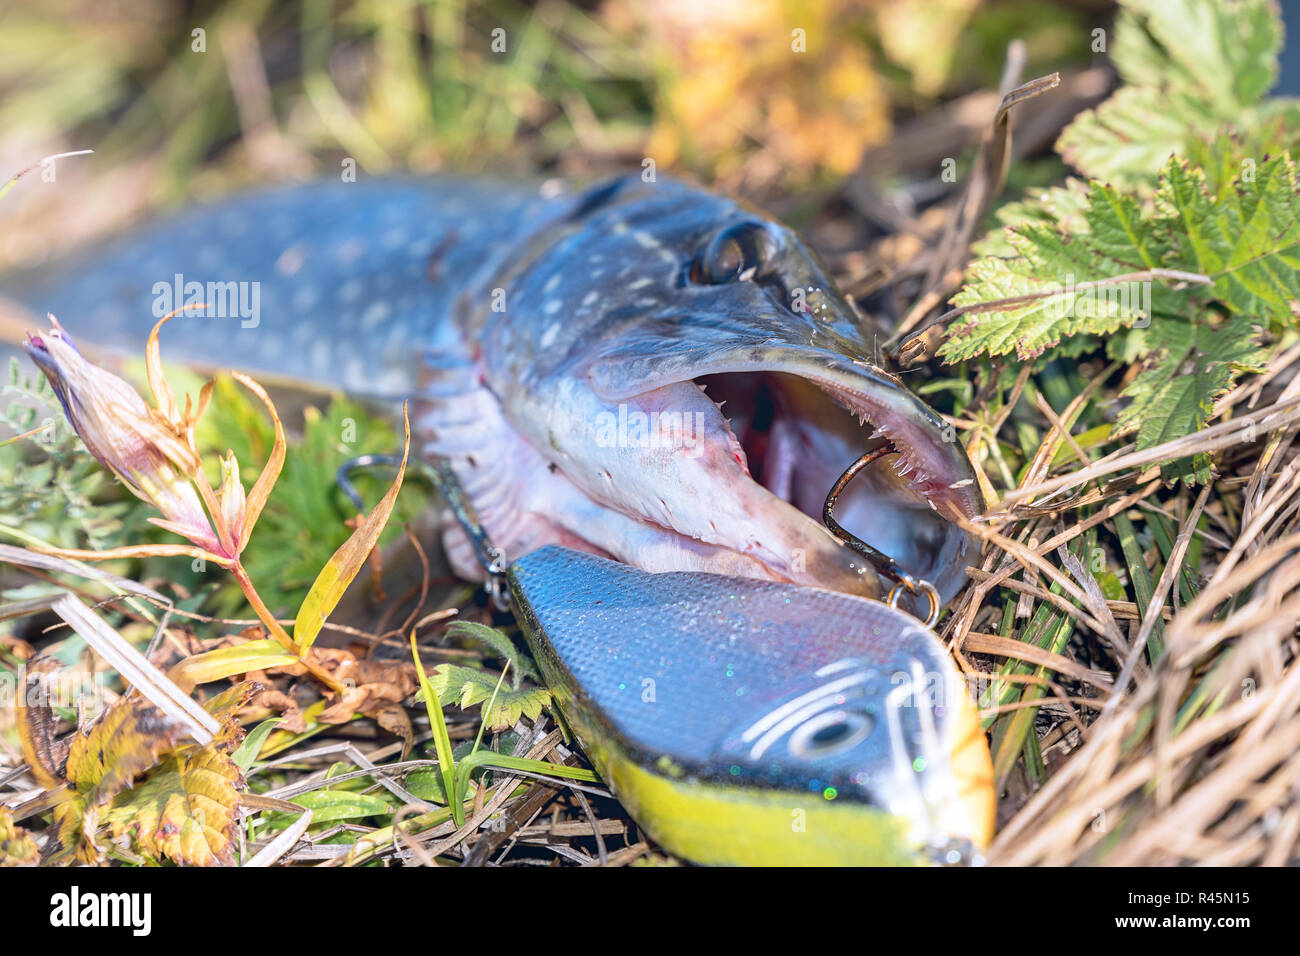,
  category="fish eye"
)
[693,221,777,284]
[788,709,874,759]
